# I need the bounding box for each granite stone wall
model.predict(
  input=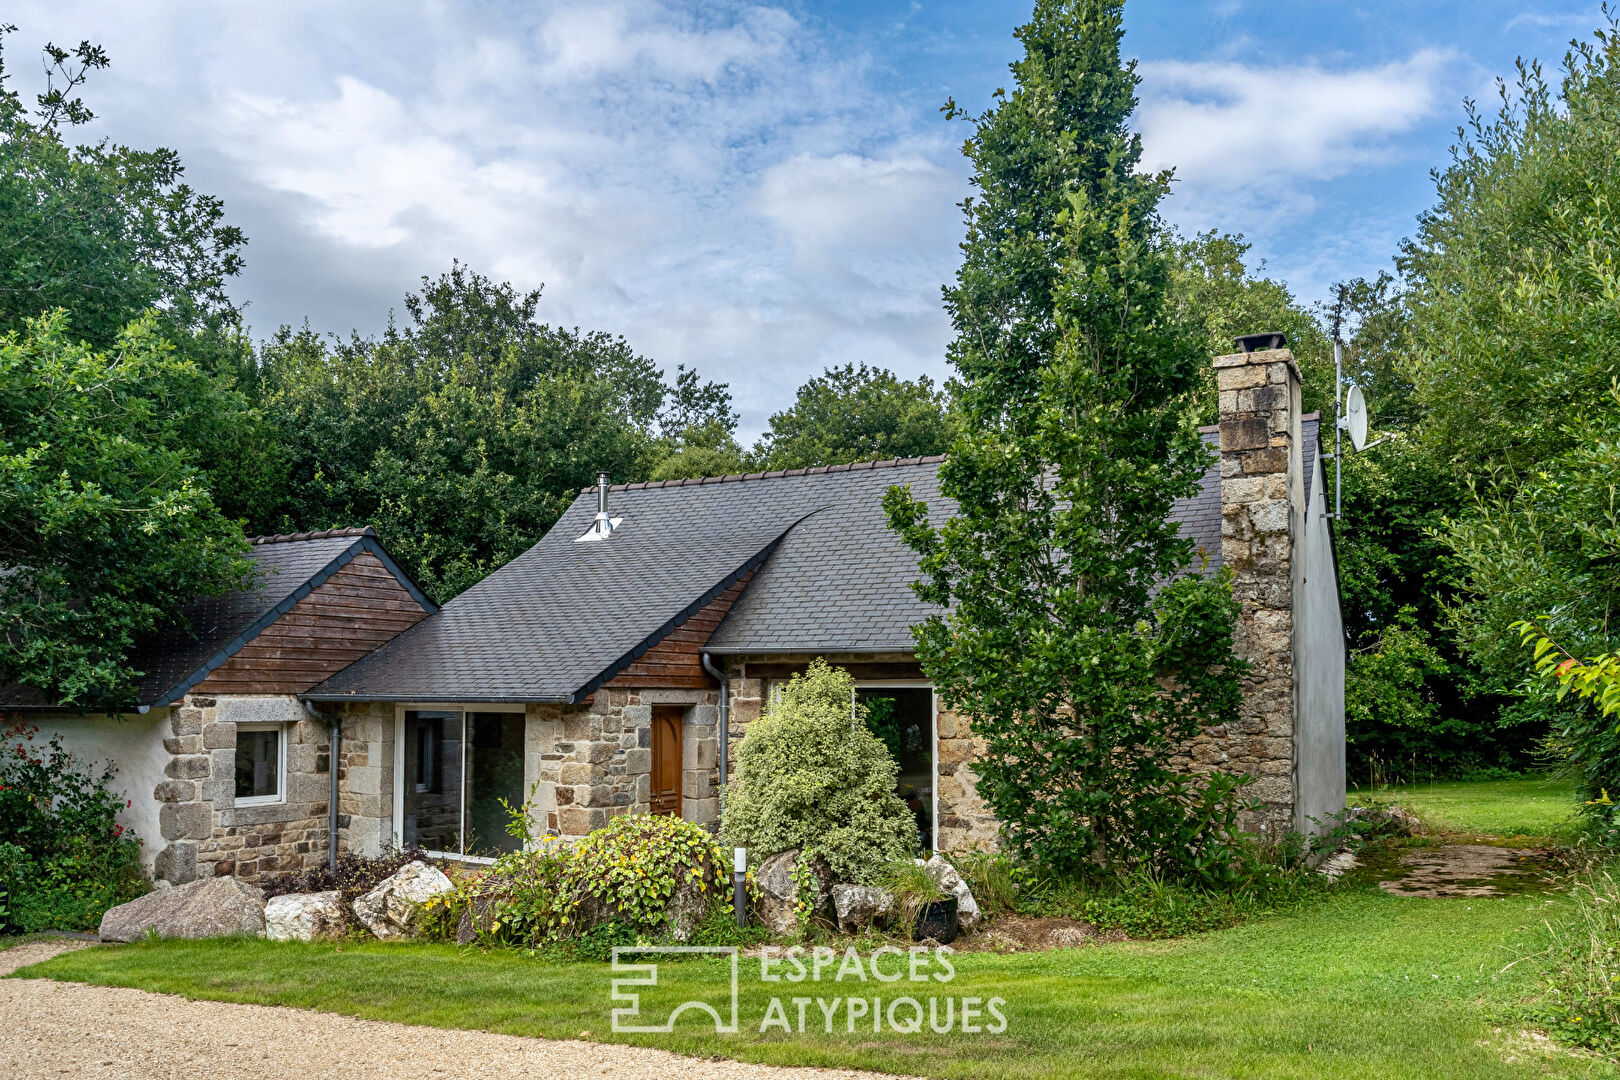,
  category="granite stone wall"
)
[151,694,332,884]
[334,702,394,858]
[934,705,999,852]
[1205,345,1305,835]
[526,689,720,840]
